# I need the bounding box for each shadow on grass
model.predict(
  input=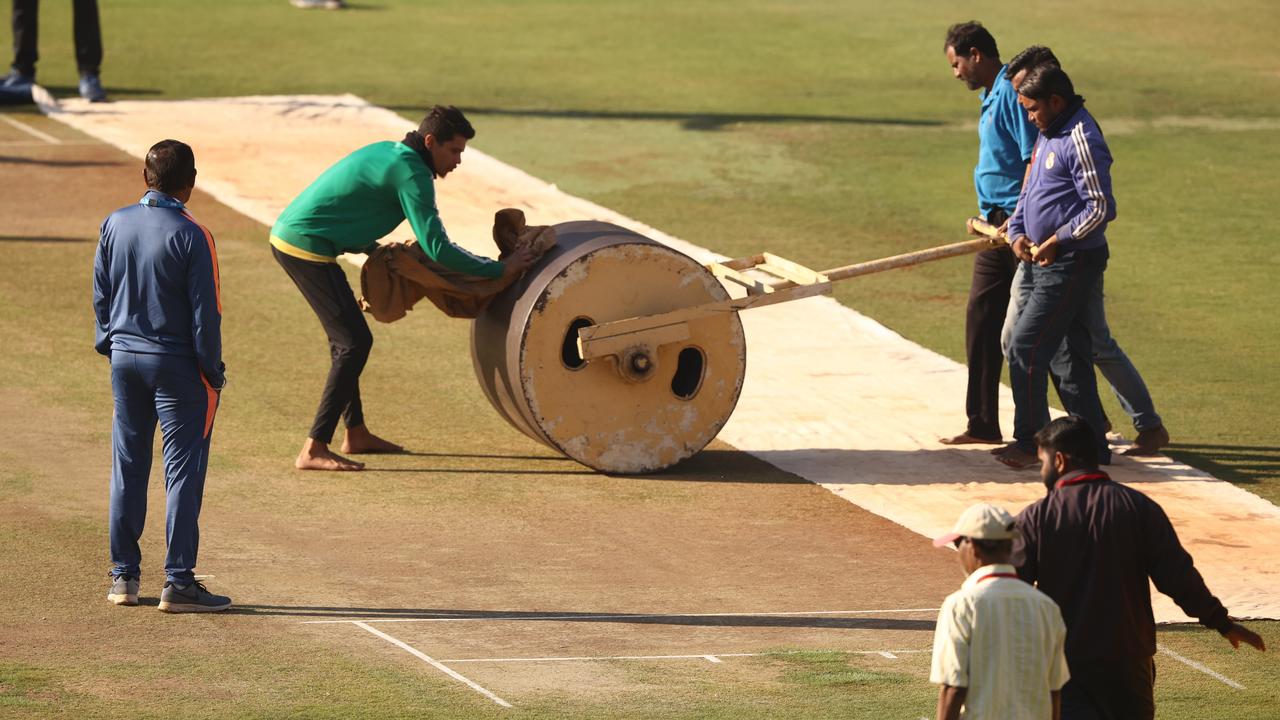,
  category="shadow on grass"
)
[394,451,567,461]
[0,155,123,167]
[40,85,162,98]
[388,105,945,132]
[227,604,935,630]
[366,467,598,476]
[359,449,813,483]
[0,234,94,243]
[1164,443,1280,487]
